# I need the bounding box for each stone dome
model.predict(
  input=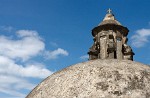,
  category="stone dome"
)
[26,59,150,98]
